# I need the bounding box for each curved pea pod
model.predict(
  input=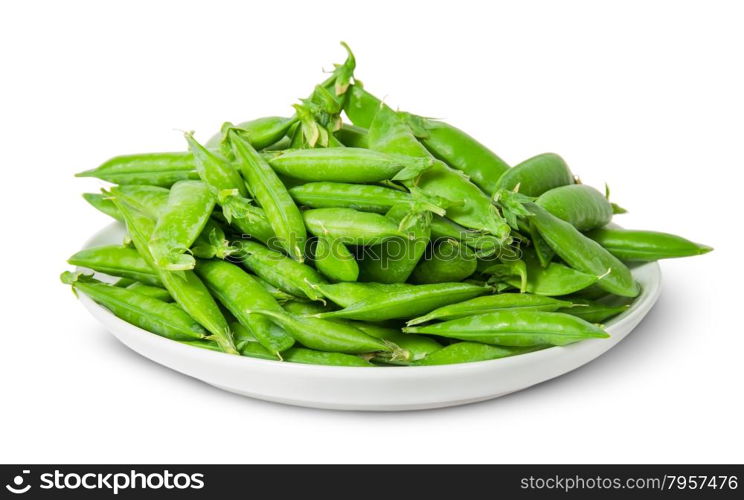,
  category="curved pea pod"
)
[126,282,172,302]
[256,277,297,303]
[217,196,276,246]
[310,281,416,308]
[479,258,528,293]
[313,235,359,282]
[147,181,216,271]
[284,348,373,367]
[335,123,369,148]
[403,310,609,347]
[536,184,613,231]
[185,132,247,197]
[367,103,510,240]
[61,272,206,341]
[357,204,431,283]
[312,282,489,321]
[509,256,599,296]
[108,185,169,218]
[586,227,713,261]
[228,127,307,262]
[206,116,297,151]
[410,239,477,284]
[289,182,411,213]
[407,293,572,326]
[83,193,123,221]
[356,323,441,365]
[245,309,397,355]
[67,245,161,286]
[496,153,574,197]
[195,259,294,357]
[344,84,383,128]
[303,208,403,246]
[265,147,432,183]
[414,342,542,366]
[403,113,510,195]
[111,196,237,354]
[560,299,630,323]
[234,240,325,301]
[76,152,198,187]
[190,220,234,259]
[527,203,639,297]
[429,216,503,257]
